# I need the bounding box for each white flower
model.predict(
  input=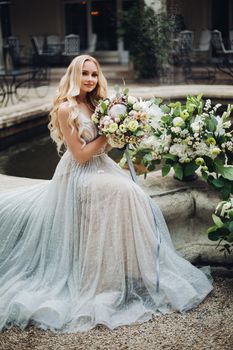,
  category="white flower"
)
[171,126,181,134]
[146,103,163,118]
[169,144,192,161]
[214,116,231,136]
[109,103,127,120]
[193,141,210,157]
[128,120,139,132]
[108,123,118,133]
[173,117,184,127]
[213,103,222,112]
[133,102,141,111]
[127,96,138,105]
[204,99,211,111]
[191,122,203,133]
